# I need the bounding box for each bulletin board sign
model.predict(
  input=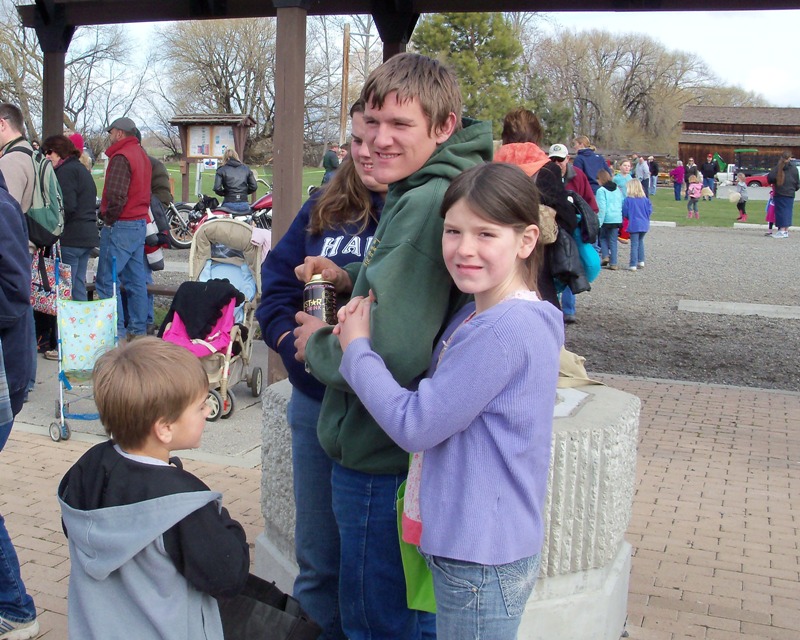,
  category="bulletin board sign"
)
[187,125,236,158]
[187,125,212,158]
[212,126,235,157]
